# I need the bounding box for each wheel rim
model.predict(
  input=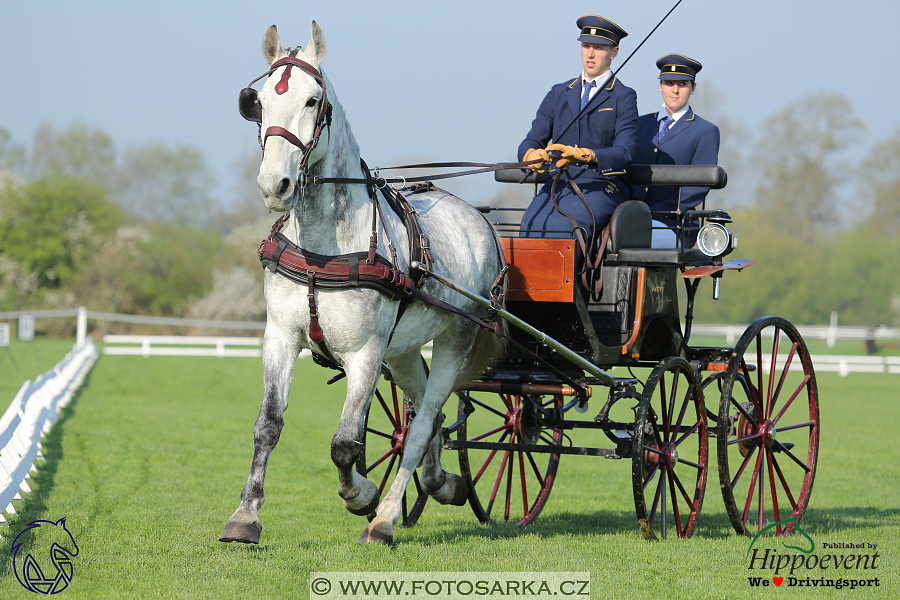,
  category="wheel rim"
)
[717,317,820,537]
[633,357,708,540]
[358,382,427,527]
[457,393,562,526]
